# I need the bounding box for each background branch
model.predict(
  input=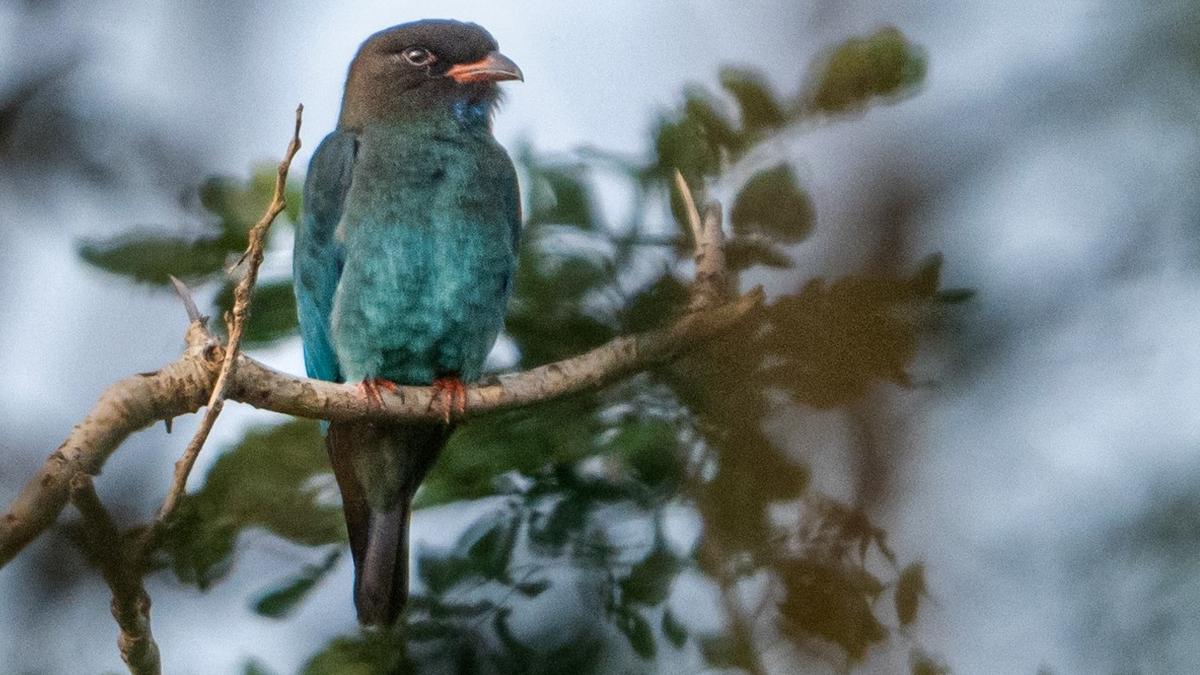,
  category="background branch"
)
[70,476,161,675]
